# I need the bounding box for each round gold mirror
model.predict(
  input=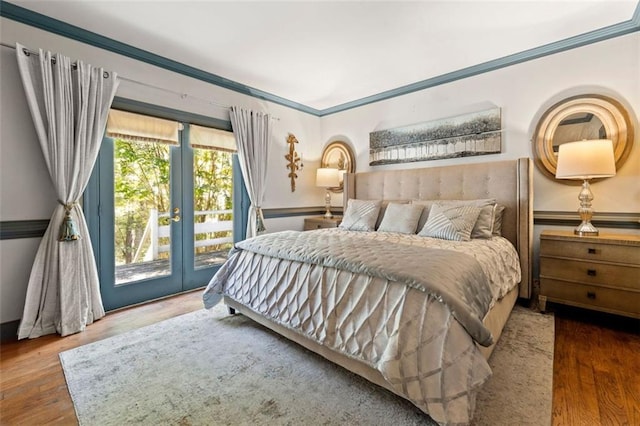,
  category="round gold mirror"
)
[533,94,634,182]
[321,141,355,193]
